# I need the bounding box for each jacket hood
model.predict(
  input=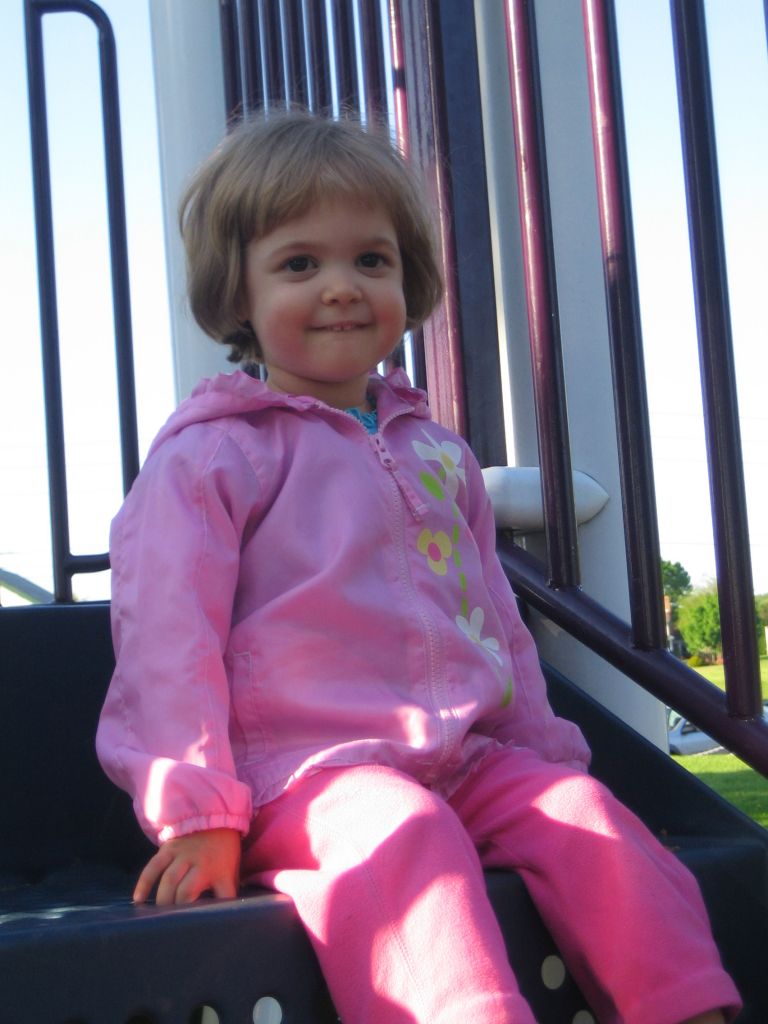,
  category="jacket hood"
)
[148,367,430,459]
